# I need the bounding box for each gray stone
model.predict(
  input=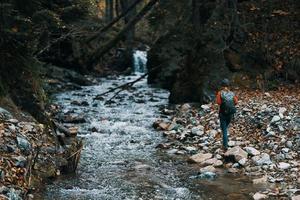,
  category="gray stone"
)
[16,136,31,153]
[213,160,223,167]
[279,107,287,115]
[191,126,204,136]
[180,103,191,112]
[198,171,217,179]
[244,147,260,156]
[252,176,268,184]
[282,148,289,153]
[200,165,216,173]
[8,124,16,133]
[252,153,272,165]
[189,153,212,163]
[238,158,248,166]
[167,149,178,155]
[224,146,248,162]
[286,141,293,148]
[14,156,27,167]
[292,195,300,200]
[0,107,13,120]
[277,162,290,170]
[201,104,211,111]
[253,192,268,200]
[0,186,9,194]
[271,115,281,123]
[228,141,236,147]
[7,188,22,200]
